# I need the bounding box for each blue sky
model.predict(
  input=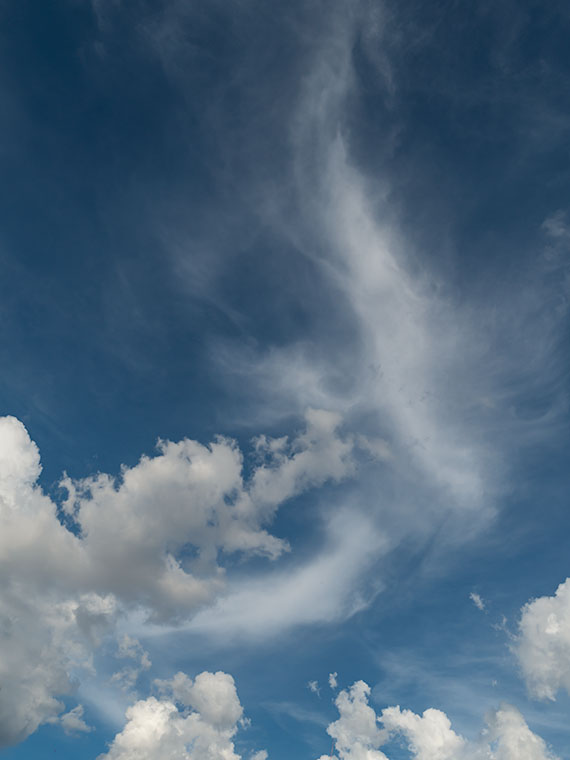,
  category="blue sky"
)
[2,1,570,758]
